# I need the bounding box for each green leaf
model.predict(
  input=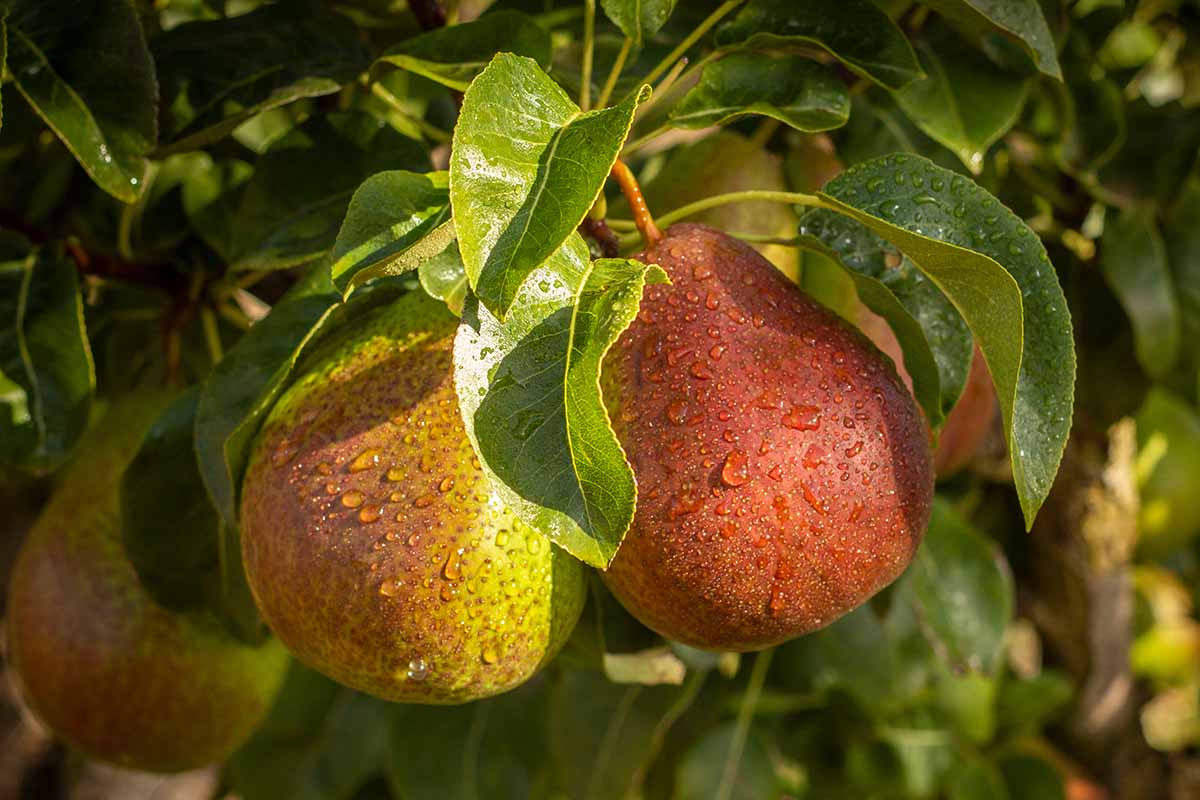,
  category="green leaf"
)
[797,207,973,429]
[329,171,453,295]
[195,266,341,529]
[893,27,1030,174]
[819,154,1074,528]
[907,499,1013,675]
[1062,76,1125,171]
[949,760,1009,800]
[450,53,649,319]
[387,679,552,799]
[676,723,779,800]
[418,241,469,316]
[0,251,94,470]
[919,0,1062,80]
[120,388,263,642]
[995,671,1073,736]
[600,0,678,47]
[377,10,551,92]
[455,234,668,568]
[151,0,370,155]
[5,0,156,201]
[998,755,1066,800]
[226,663,392,800]
[668,52,849,133]
[1099,209,1180,378]
[1165,180,1200,368]
[229,113,430,272]
[716,0,924,91]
